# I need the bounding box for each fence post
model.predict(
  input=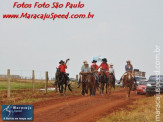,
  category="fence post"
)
[7,69,11,98]
[32,70,35,92]
[45,71,48,94]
